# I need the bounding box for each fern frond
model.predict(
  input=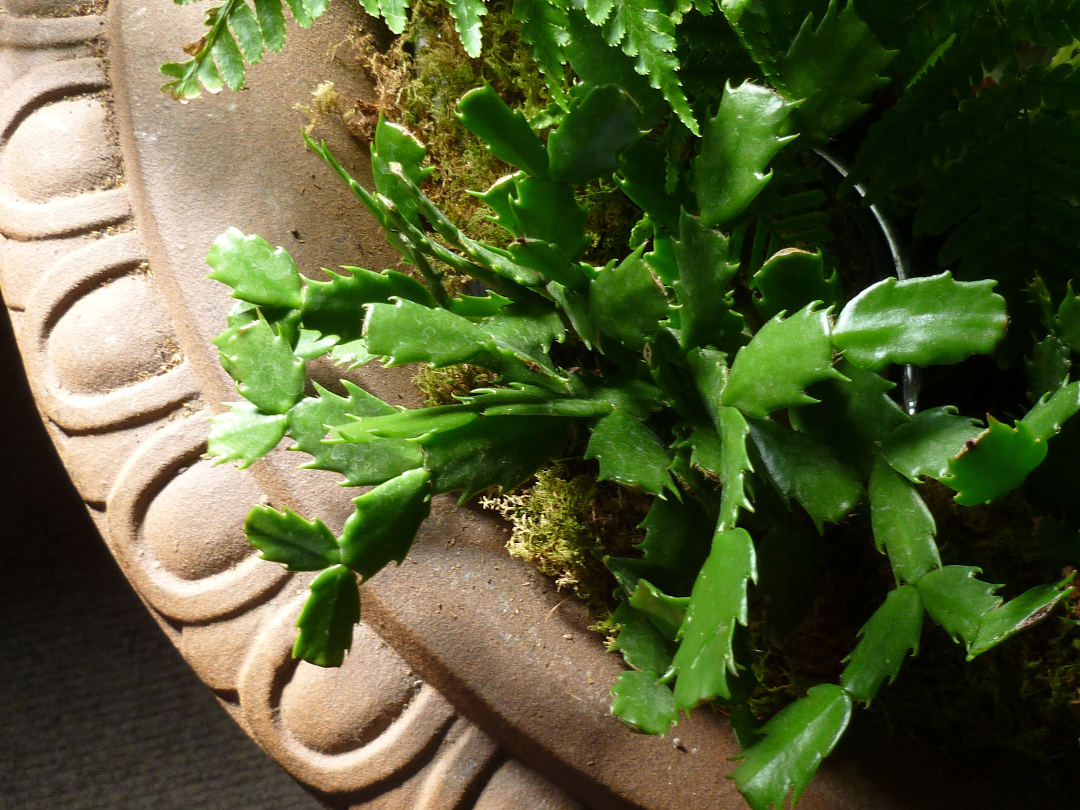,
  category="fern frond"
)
[161,0,312,99]
[513,0,571,106]
[590,0,700,134]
